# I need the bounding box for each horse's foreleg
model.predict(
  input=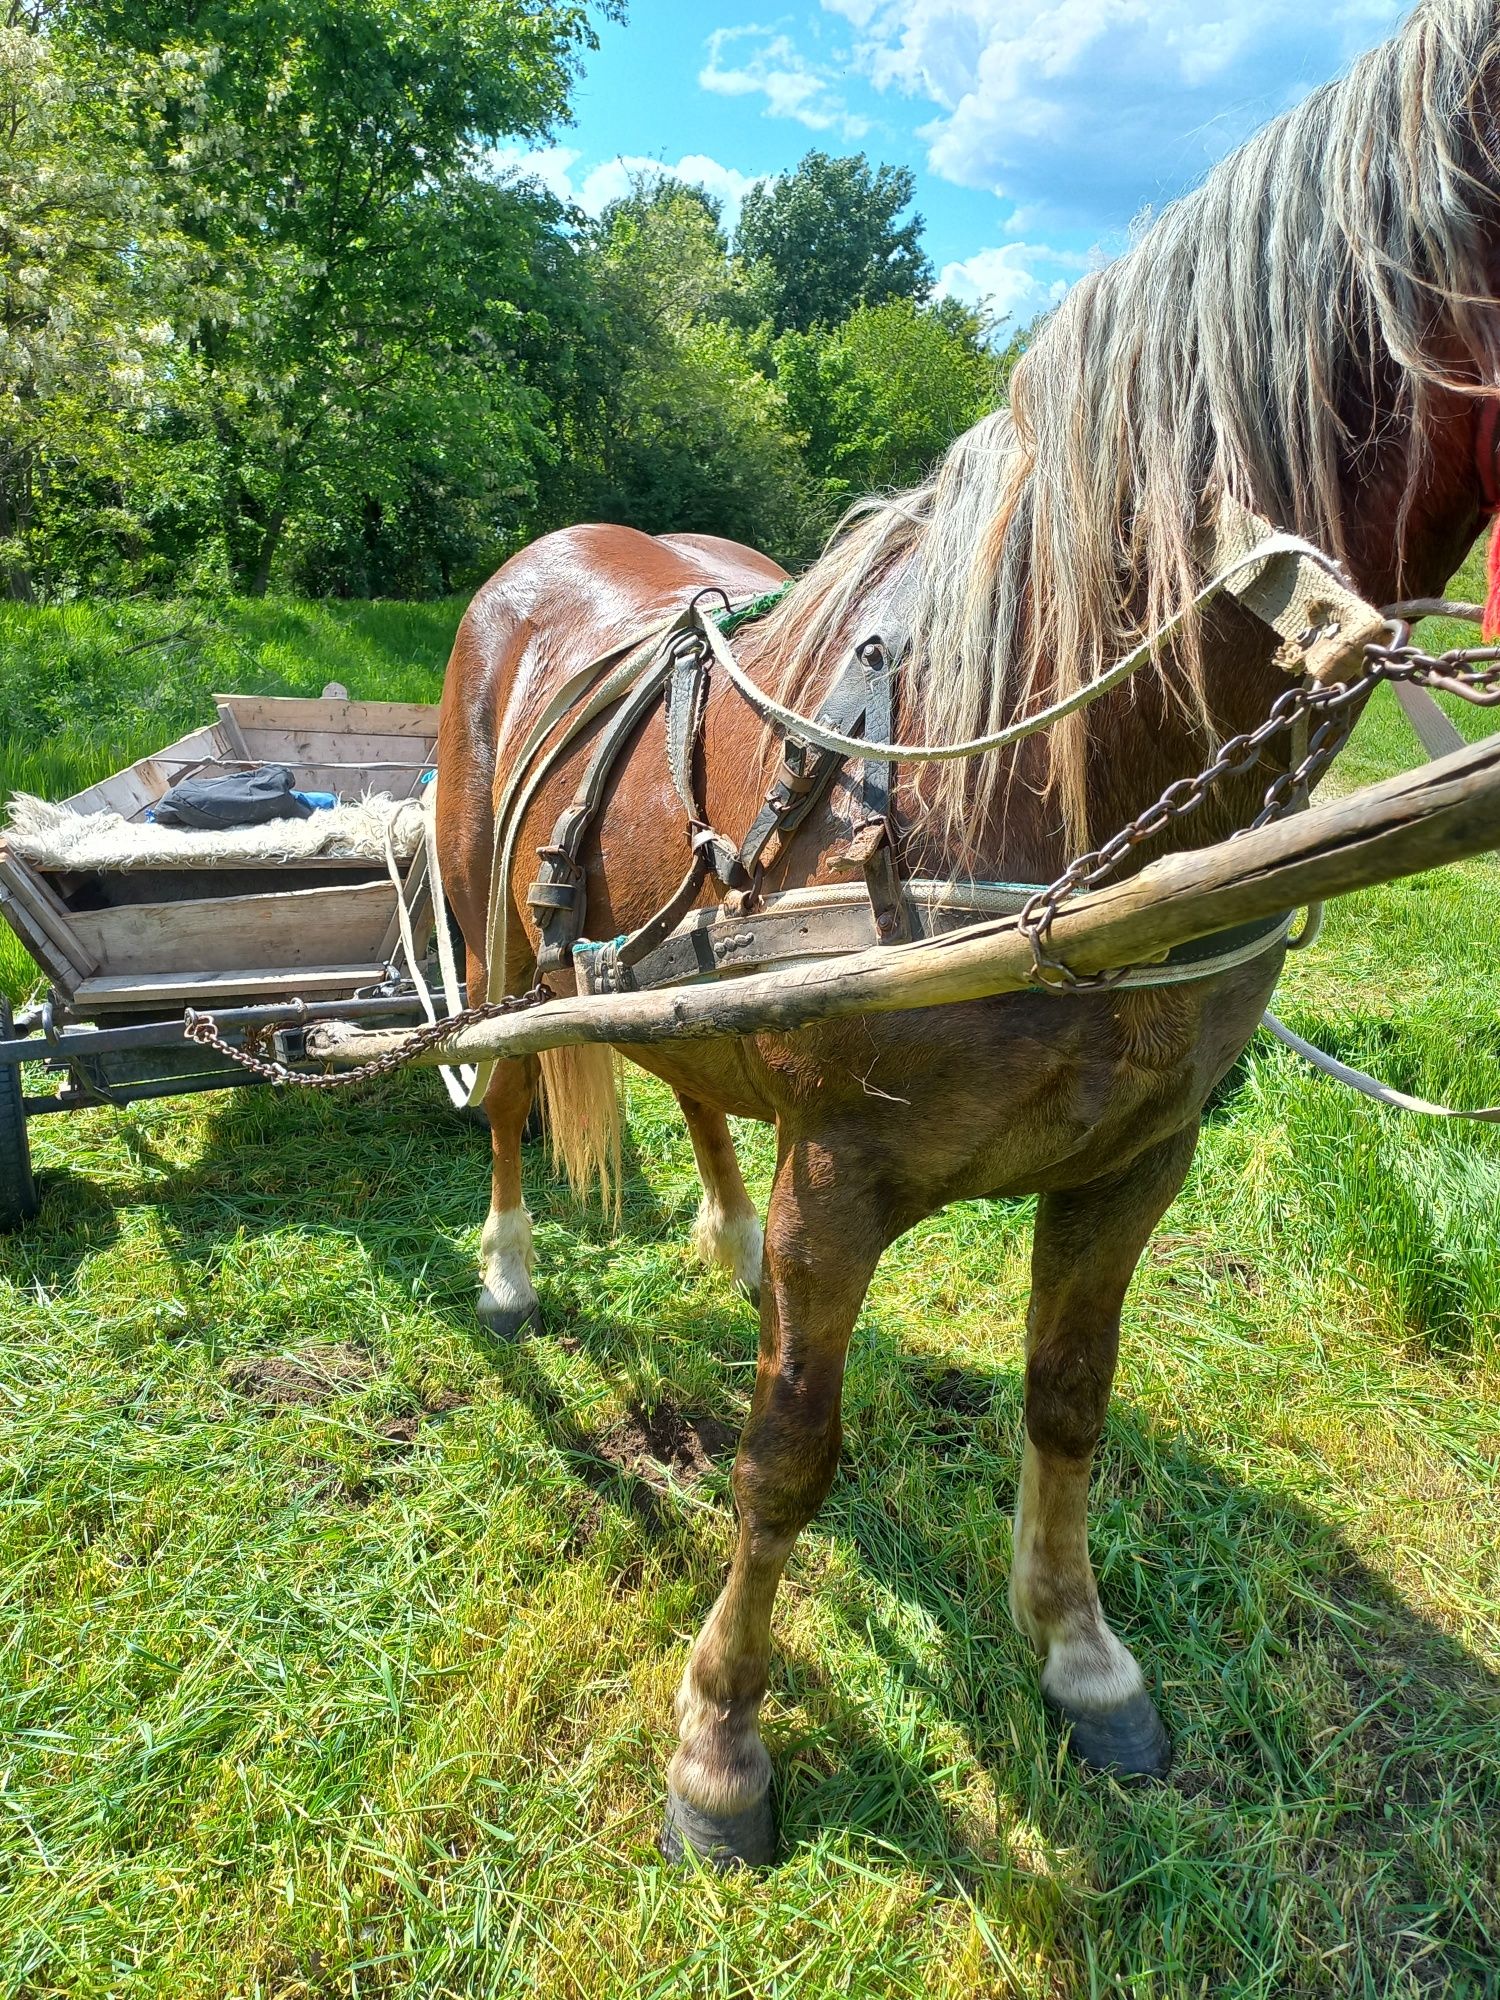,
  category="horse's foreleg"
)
[1009,1123,1200,1778]
[676,1093,763,1306]
[477,1053,542,1338]
[664,1135,887,1867]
